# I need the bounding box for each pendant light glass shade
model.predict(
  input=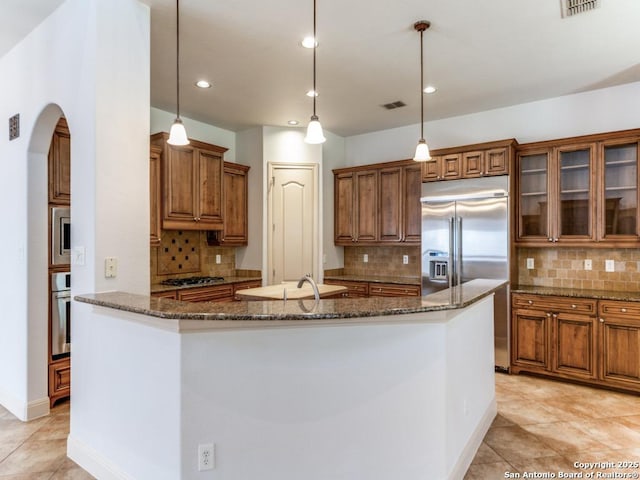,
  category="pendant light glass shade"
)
[167,0,189,146]
[413,20,432,162]
[168,118,189,146]
[304,115,326,144]
[304,0,326,145]
[413,138,431,162]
